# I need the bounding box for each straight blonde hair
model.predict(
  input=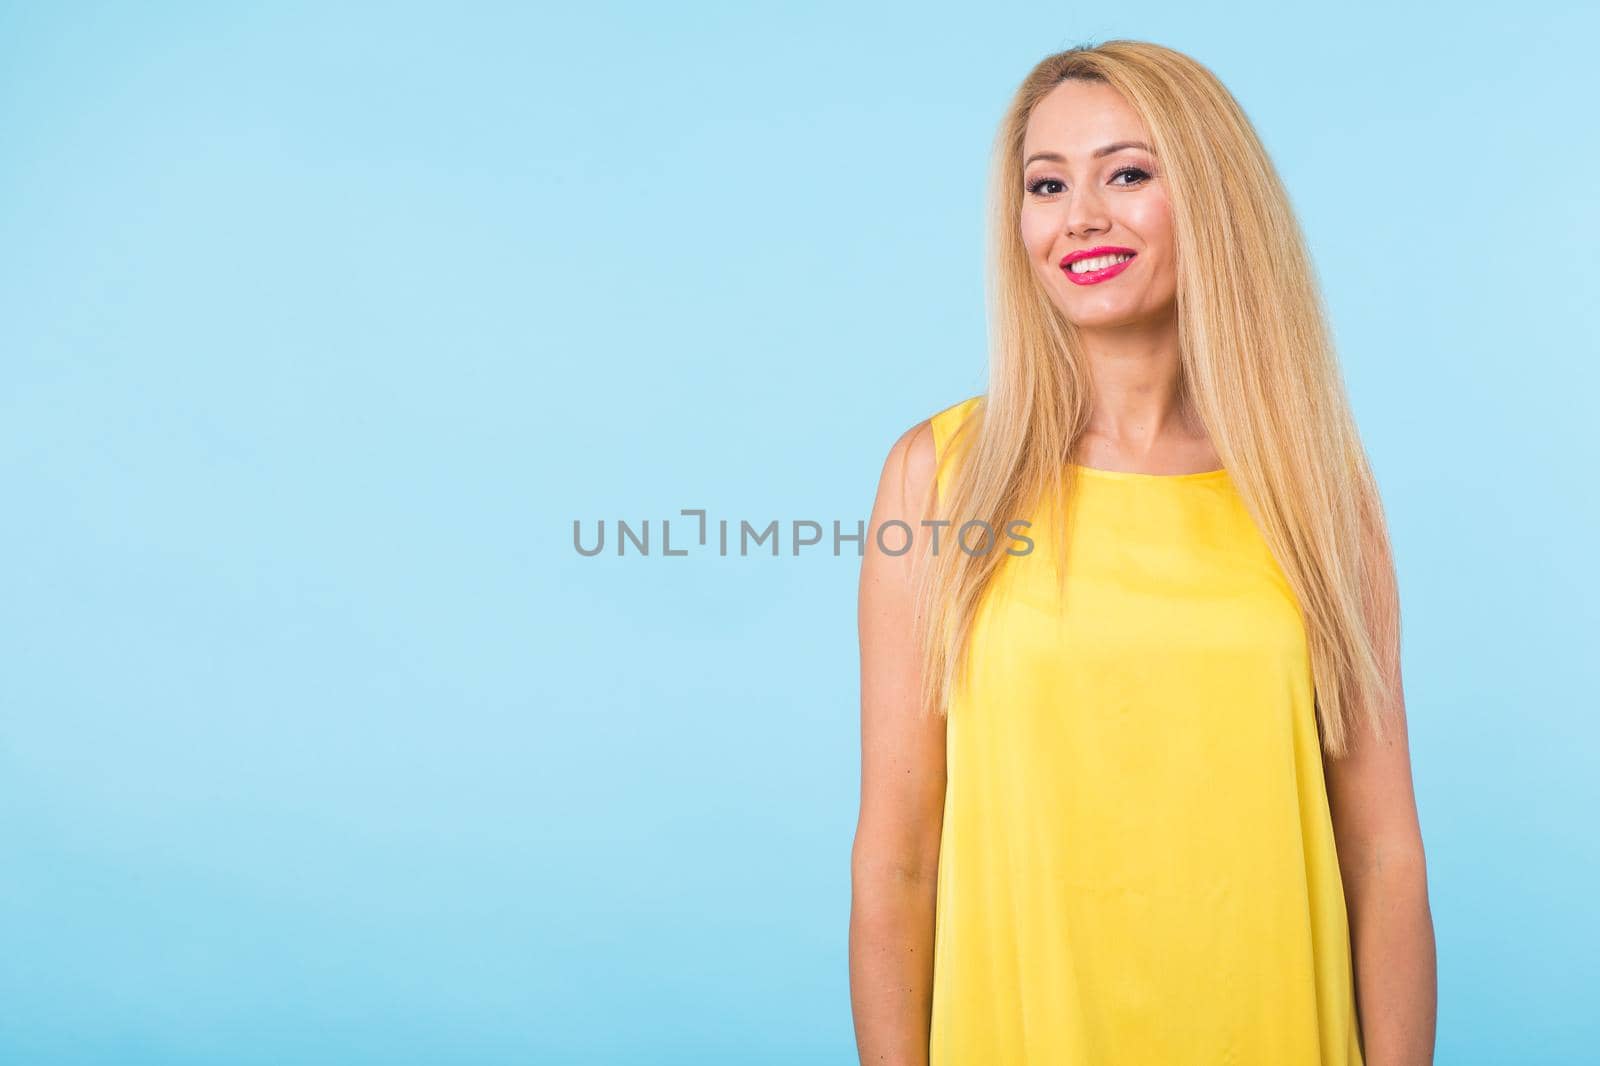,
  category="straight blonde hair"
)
[913,40,1401,758]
